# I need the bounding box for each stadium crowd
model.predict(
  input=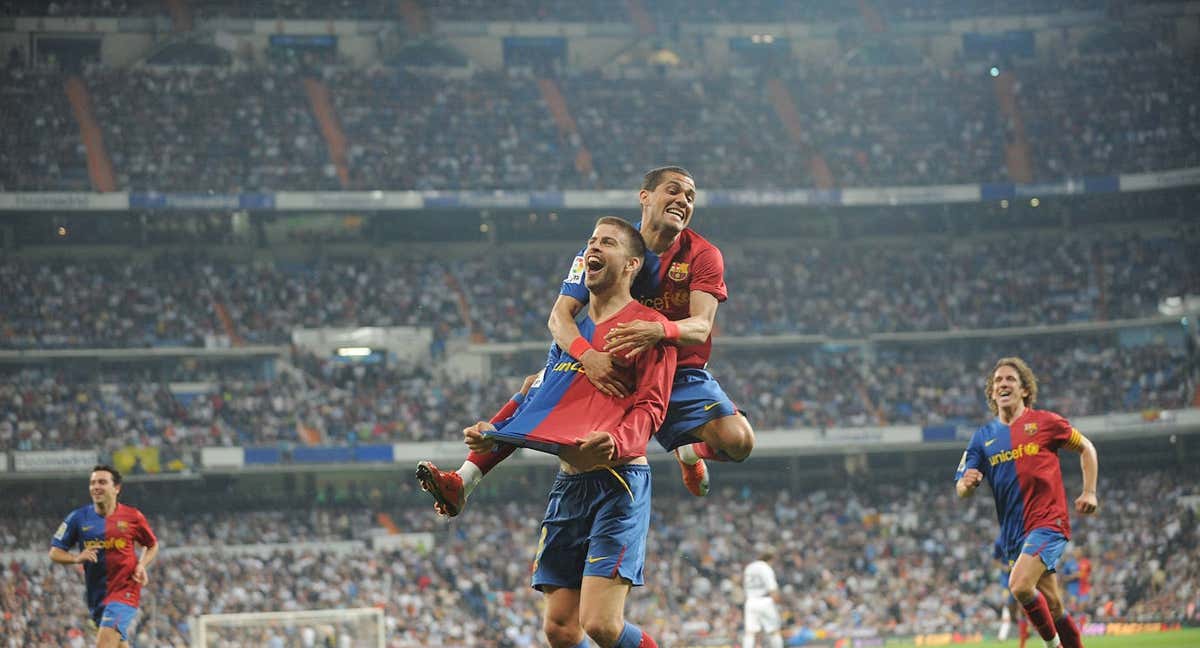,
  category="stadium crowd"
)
[3,220,1196,348]
[2,328,1191,452]
[0,0,1115,22]
[2,48,1198,192]
[1,464,1195,646]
